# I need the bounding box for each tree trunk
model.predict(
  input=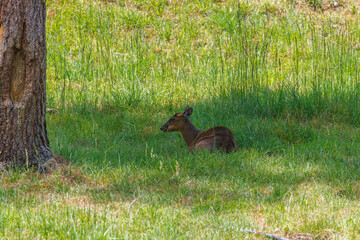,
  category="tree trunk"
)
[0,0,53,169]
